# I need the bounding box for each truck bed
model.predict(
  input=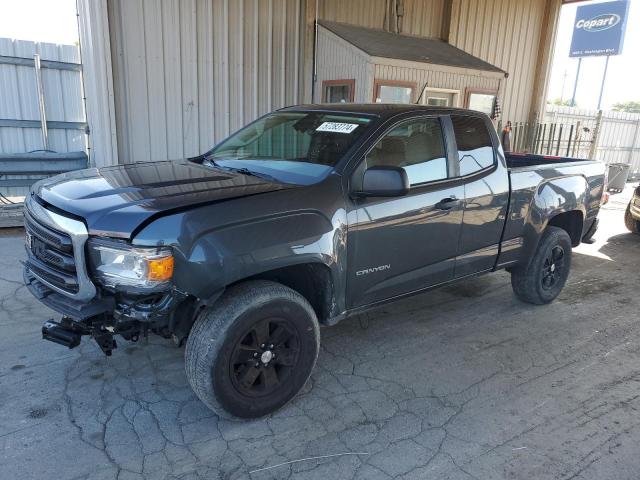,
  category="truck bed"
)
[505,152,591,169]
[496,152,606,269]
